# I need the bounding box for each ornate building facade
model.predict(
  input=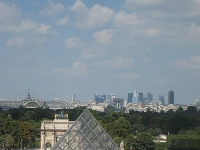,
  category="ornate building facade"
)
[40,112,74,149]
